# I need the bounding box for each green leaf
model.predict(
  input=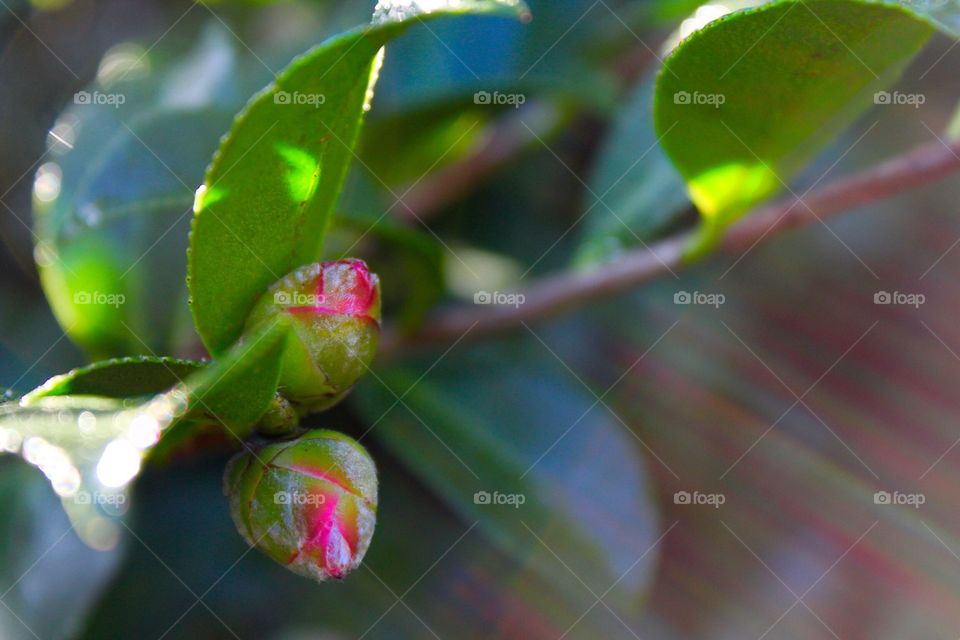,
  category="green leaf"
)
[358,102,490,188]
[0,320,288,548]
[189,0,530,356]
[178,319,289,430]
[34,24,246,358]
[352,341,659,611]
[575,71,691,267]
[652,0,712,23]
[22,356,206,402]
[654,0,941,254]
